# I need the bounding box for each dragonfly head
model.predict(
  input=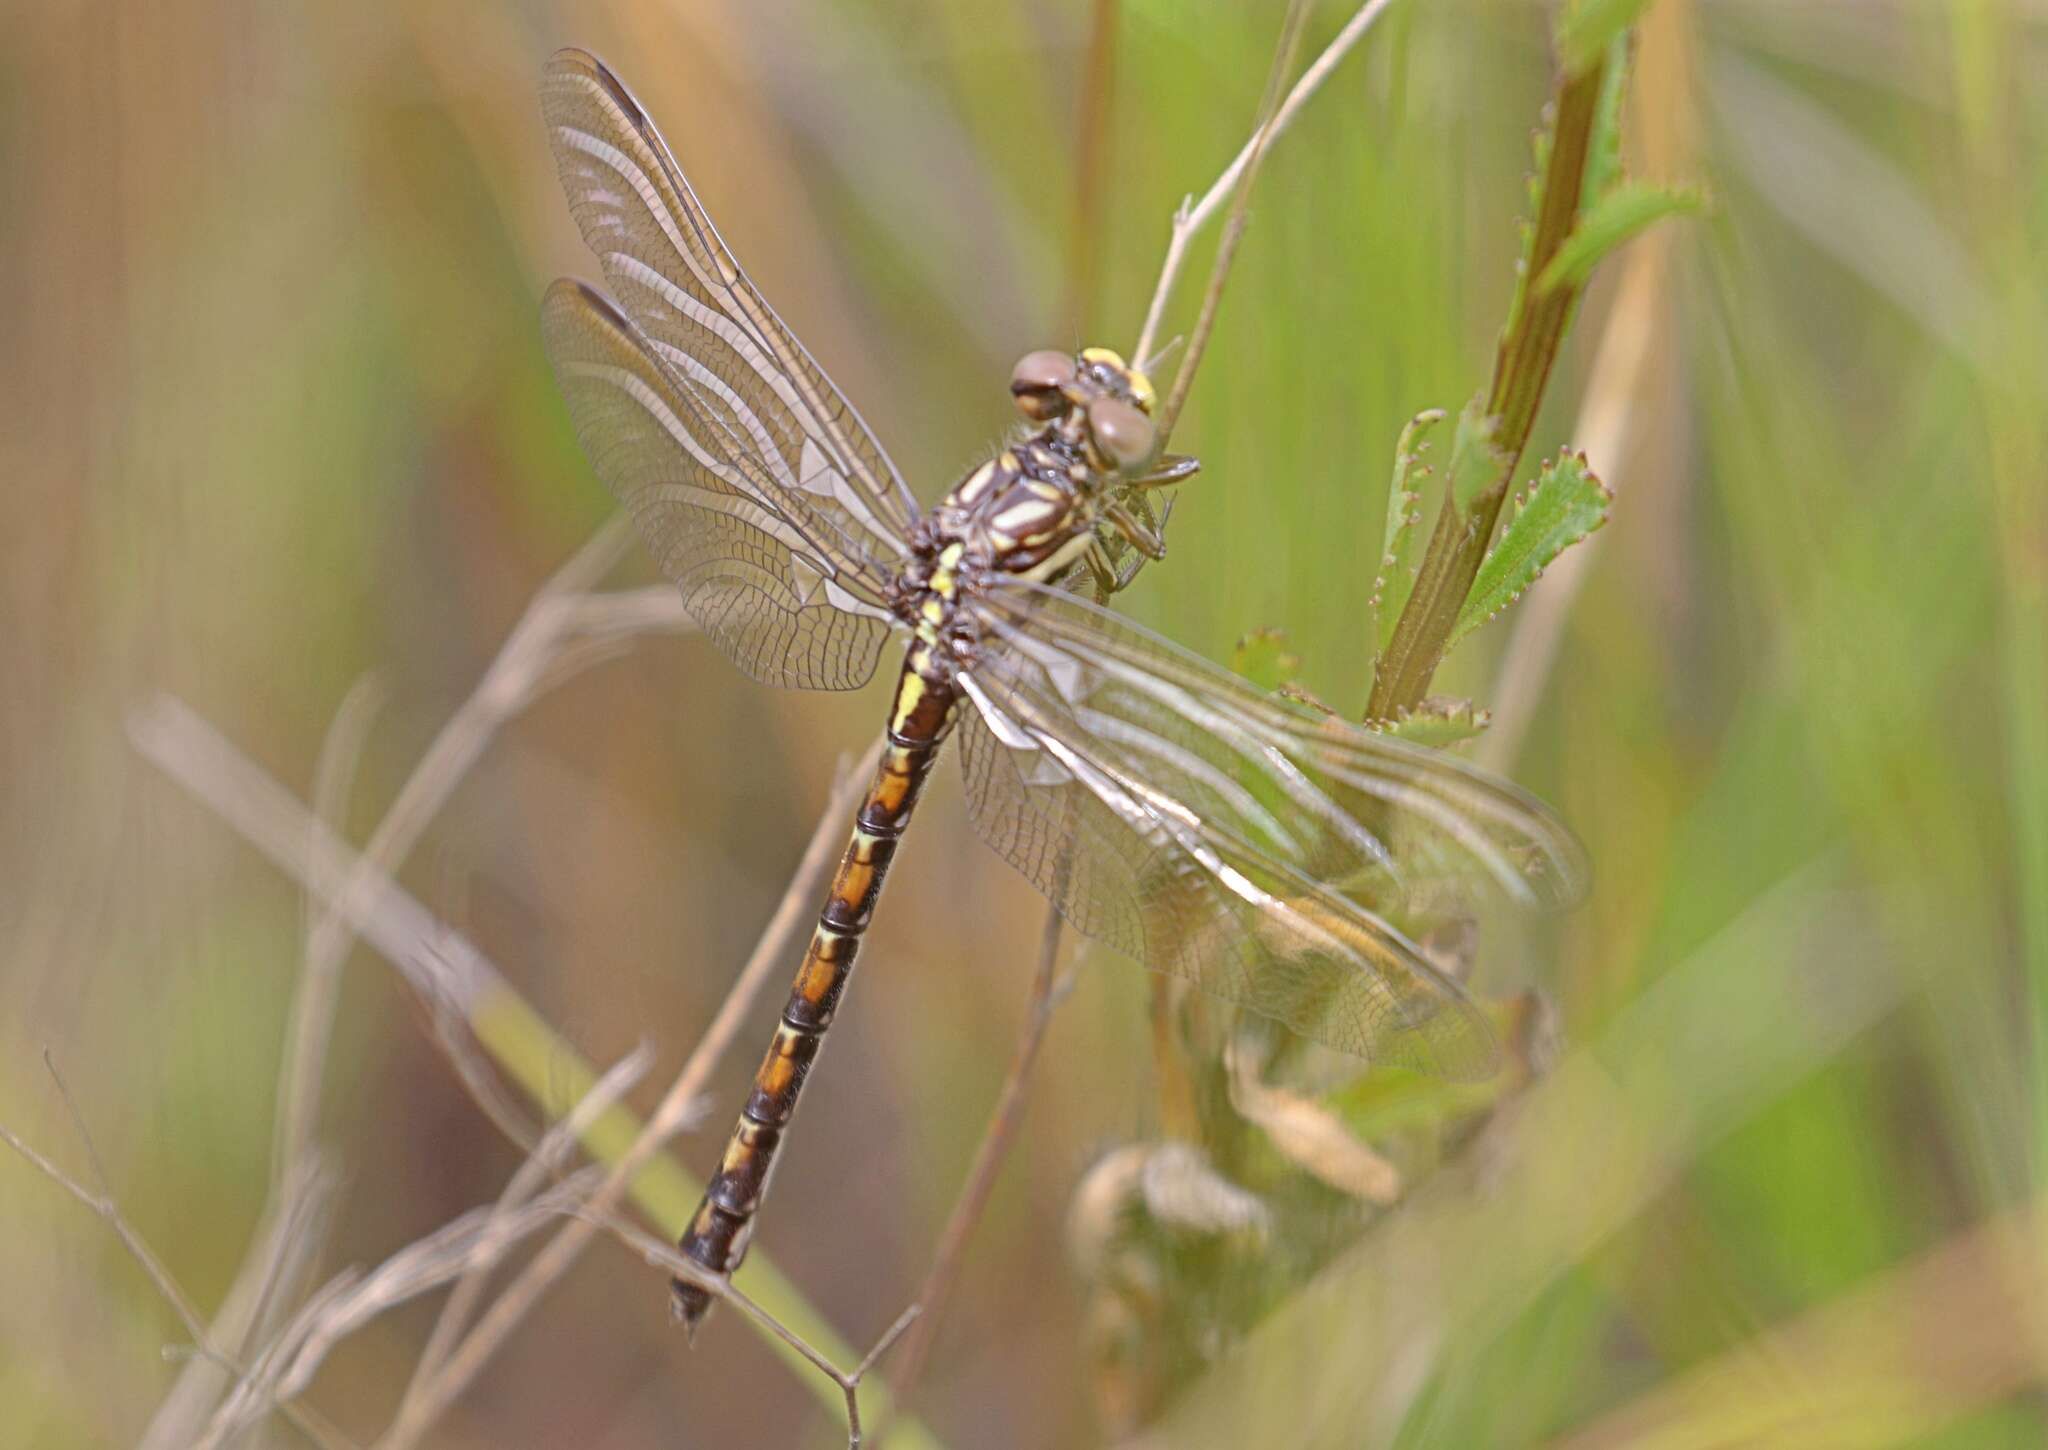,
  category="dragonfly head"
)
[1009,347,1160,479]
